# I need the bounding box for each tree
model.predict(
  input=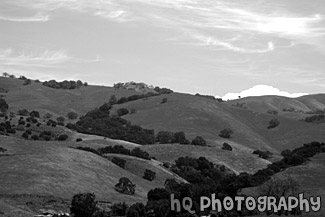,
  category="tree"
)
[115,177,136,195]
[191,136,207,146]
[156,131,174,144]
[67,111,78,120]
[0,99,8,110]
[70,193,97,217]
[268,119,280,129]
[219,128,233,138]
[143,169,156,181]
